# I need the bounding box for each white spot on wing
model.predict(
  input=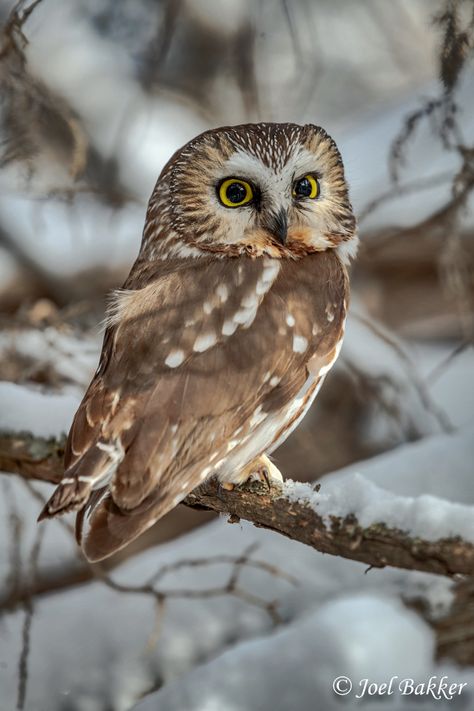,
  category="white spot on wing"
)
[292,335,308,353]
[165,349,185,367]
[233,304,258,328]
[194,332,217,352]
[222,319,238,336]
[241,292,259,309]
[325,303,335,322]
[286,313,295,327]
[216,284,228,302]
